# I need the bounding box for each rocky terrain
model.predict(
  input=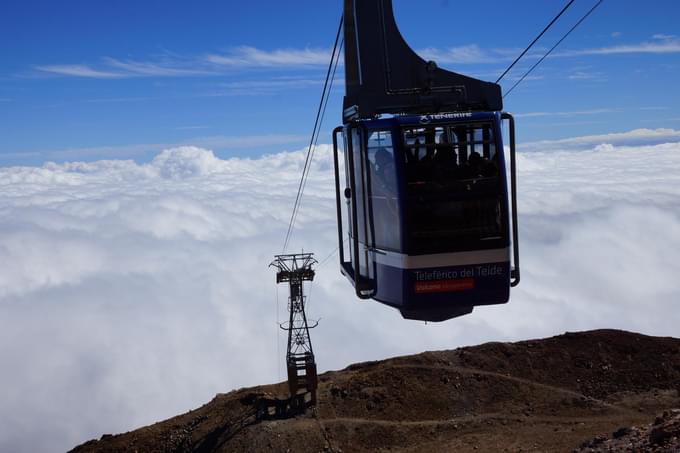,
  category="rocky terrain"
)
[70,329,680,452]
[575,409,680,452]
